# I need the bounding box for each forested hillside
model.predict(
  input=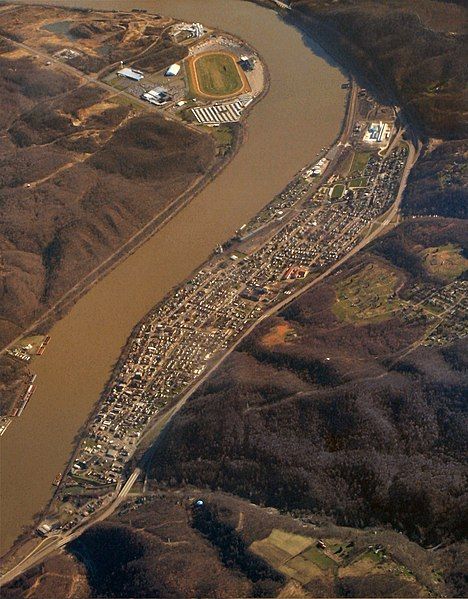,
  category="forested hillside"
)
[288,0,467,139]
[5,490,464,598]
[153,219,467,548]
